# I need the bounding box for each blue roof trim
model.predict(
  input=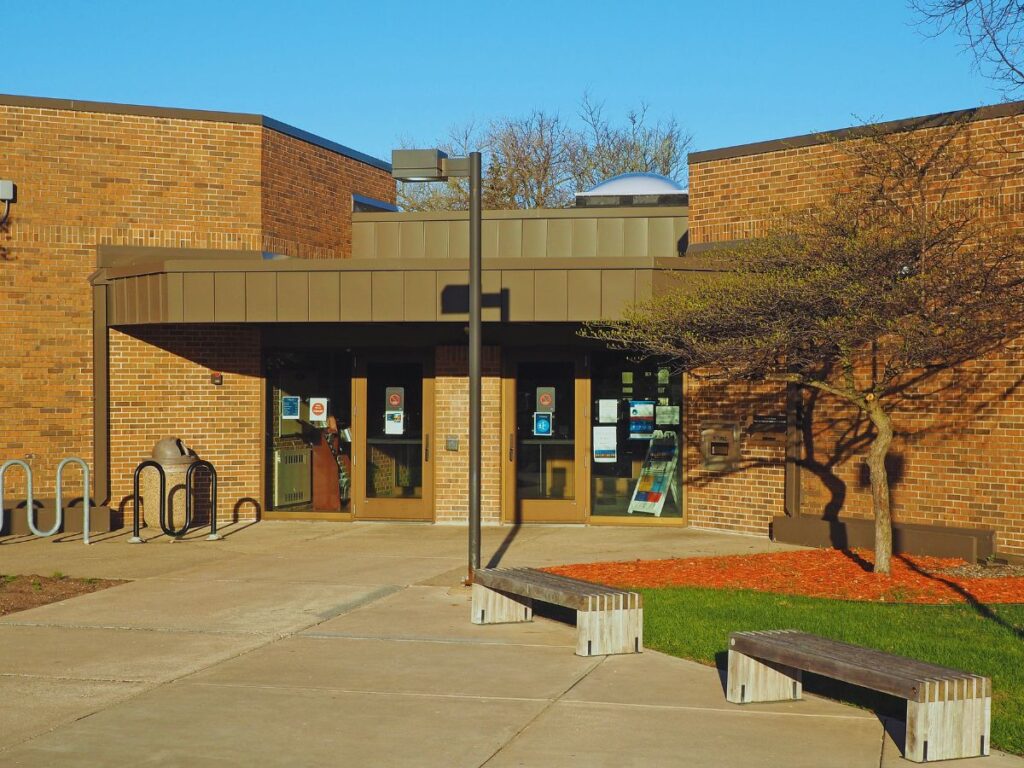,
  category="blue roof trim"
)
[352,193,399,212]
[262,117,391,172]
